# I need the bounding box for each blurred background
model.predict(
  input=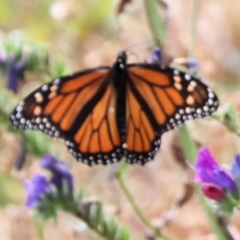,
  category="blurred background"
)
[1,0,240,239]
